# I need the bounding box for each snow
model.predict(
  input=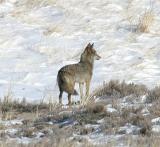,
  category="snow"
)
[118,123,141,135]
[6,128,18,136]
[141,107,150,116]
[151,117,160,133]
[105,104,118,113]
[16,137,37,144]
[88,133,124,145]
[151,117,160,125]
[152,125,160,133]
[85,124,100,130]
[0,119,23,126]
[97,119,104,124]
[0,0,160,103]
